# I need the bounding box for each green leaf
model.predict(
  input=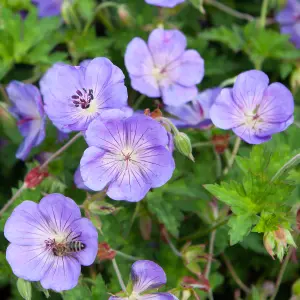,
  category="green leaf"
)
[17,278,32,300]
[227,214,258,245]
[252,211,290,233]
[204,182,258,215]
[63,284,91,300]
[91,274,108,300]
[200,25,244,52]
